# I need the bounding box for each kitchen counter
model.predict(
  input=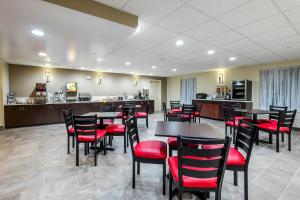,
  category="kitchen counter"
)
[192,99,253,120]
[4,100,154,128]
